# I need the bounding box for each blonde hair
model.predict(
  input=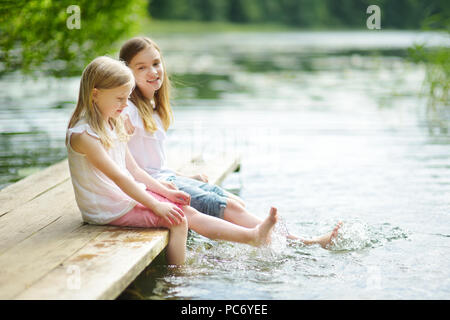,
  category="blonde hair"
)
[68,56,135,149]
[119,36,173,133]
